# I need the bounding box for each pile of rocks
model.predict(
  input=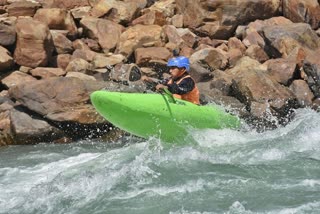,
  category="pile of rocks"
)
[1,0,320,145]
